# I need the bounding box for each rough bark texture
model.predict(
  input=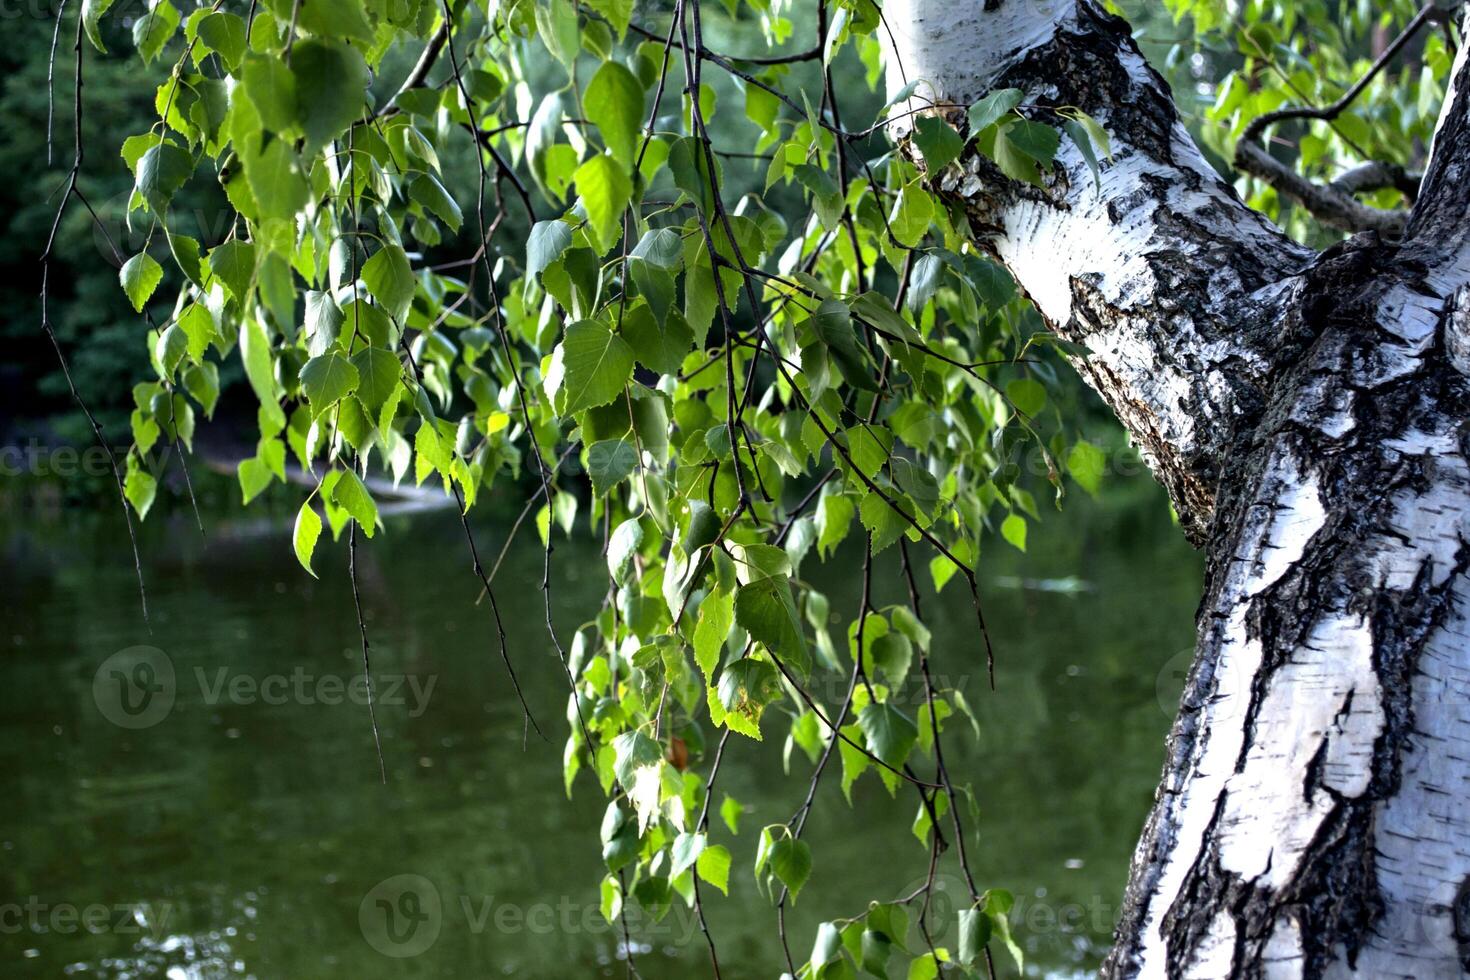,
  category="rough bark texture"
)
[883,1,1470,976]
